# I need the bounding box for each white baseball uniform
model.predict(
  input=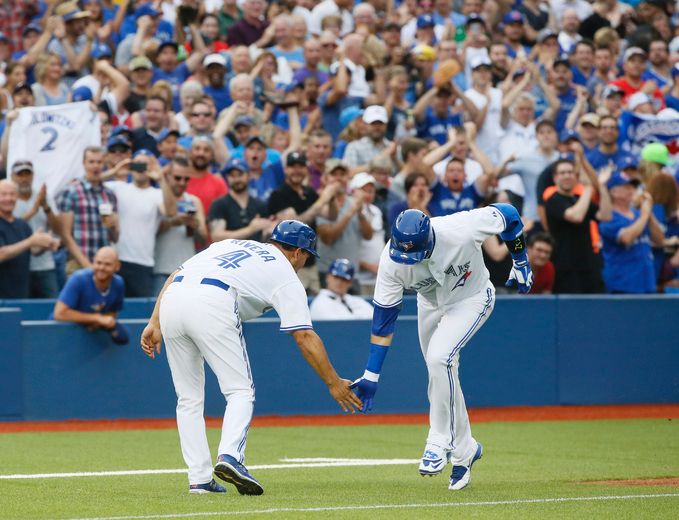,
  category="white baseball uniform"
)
[372,207,505,464]
[159,238,312,485]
